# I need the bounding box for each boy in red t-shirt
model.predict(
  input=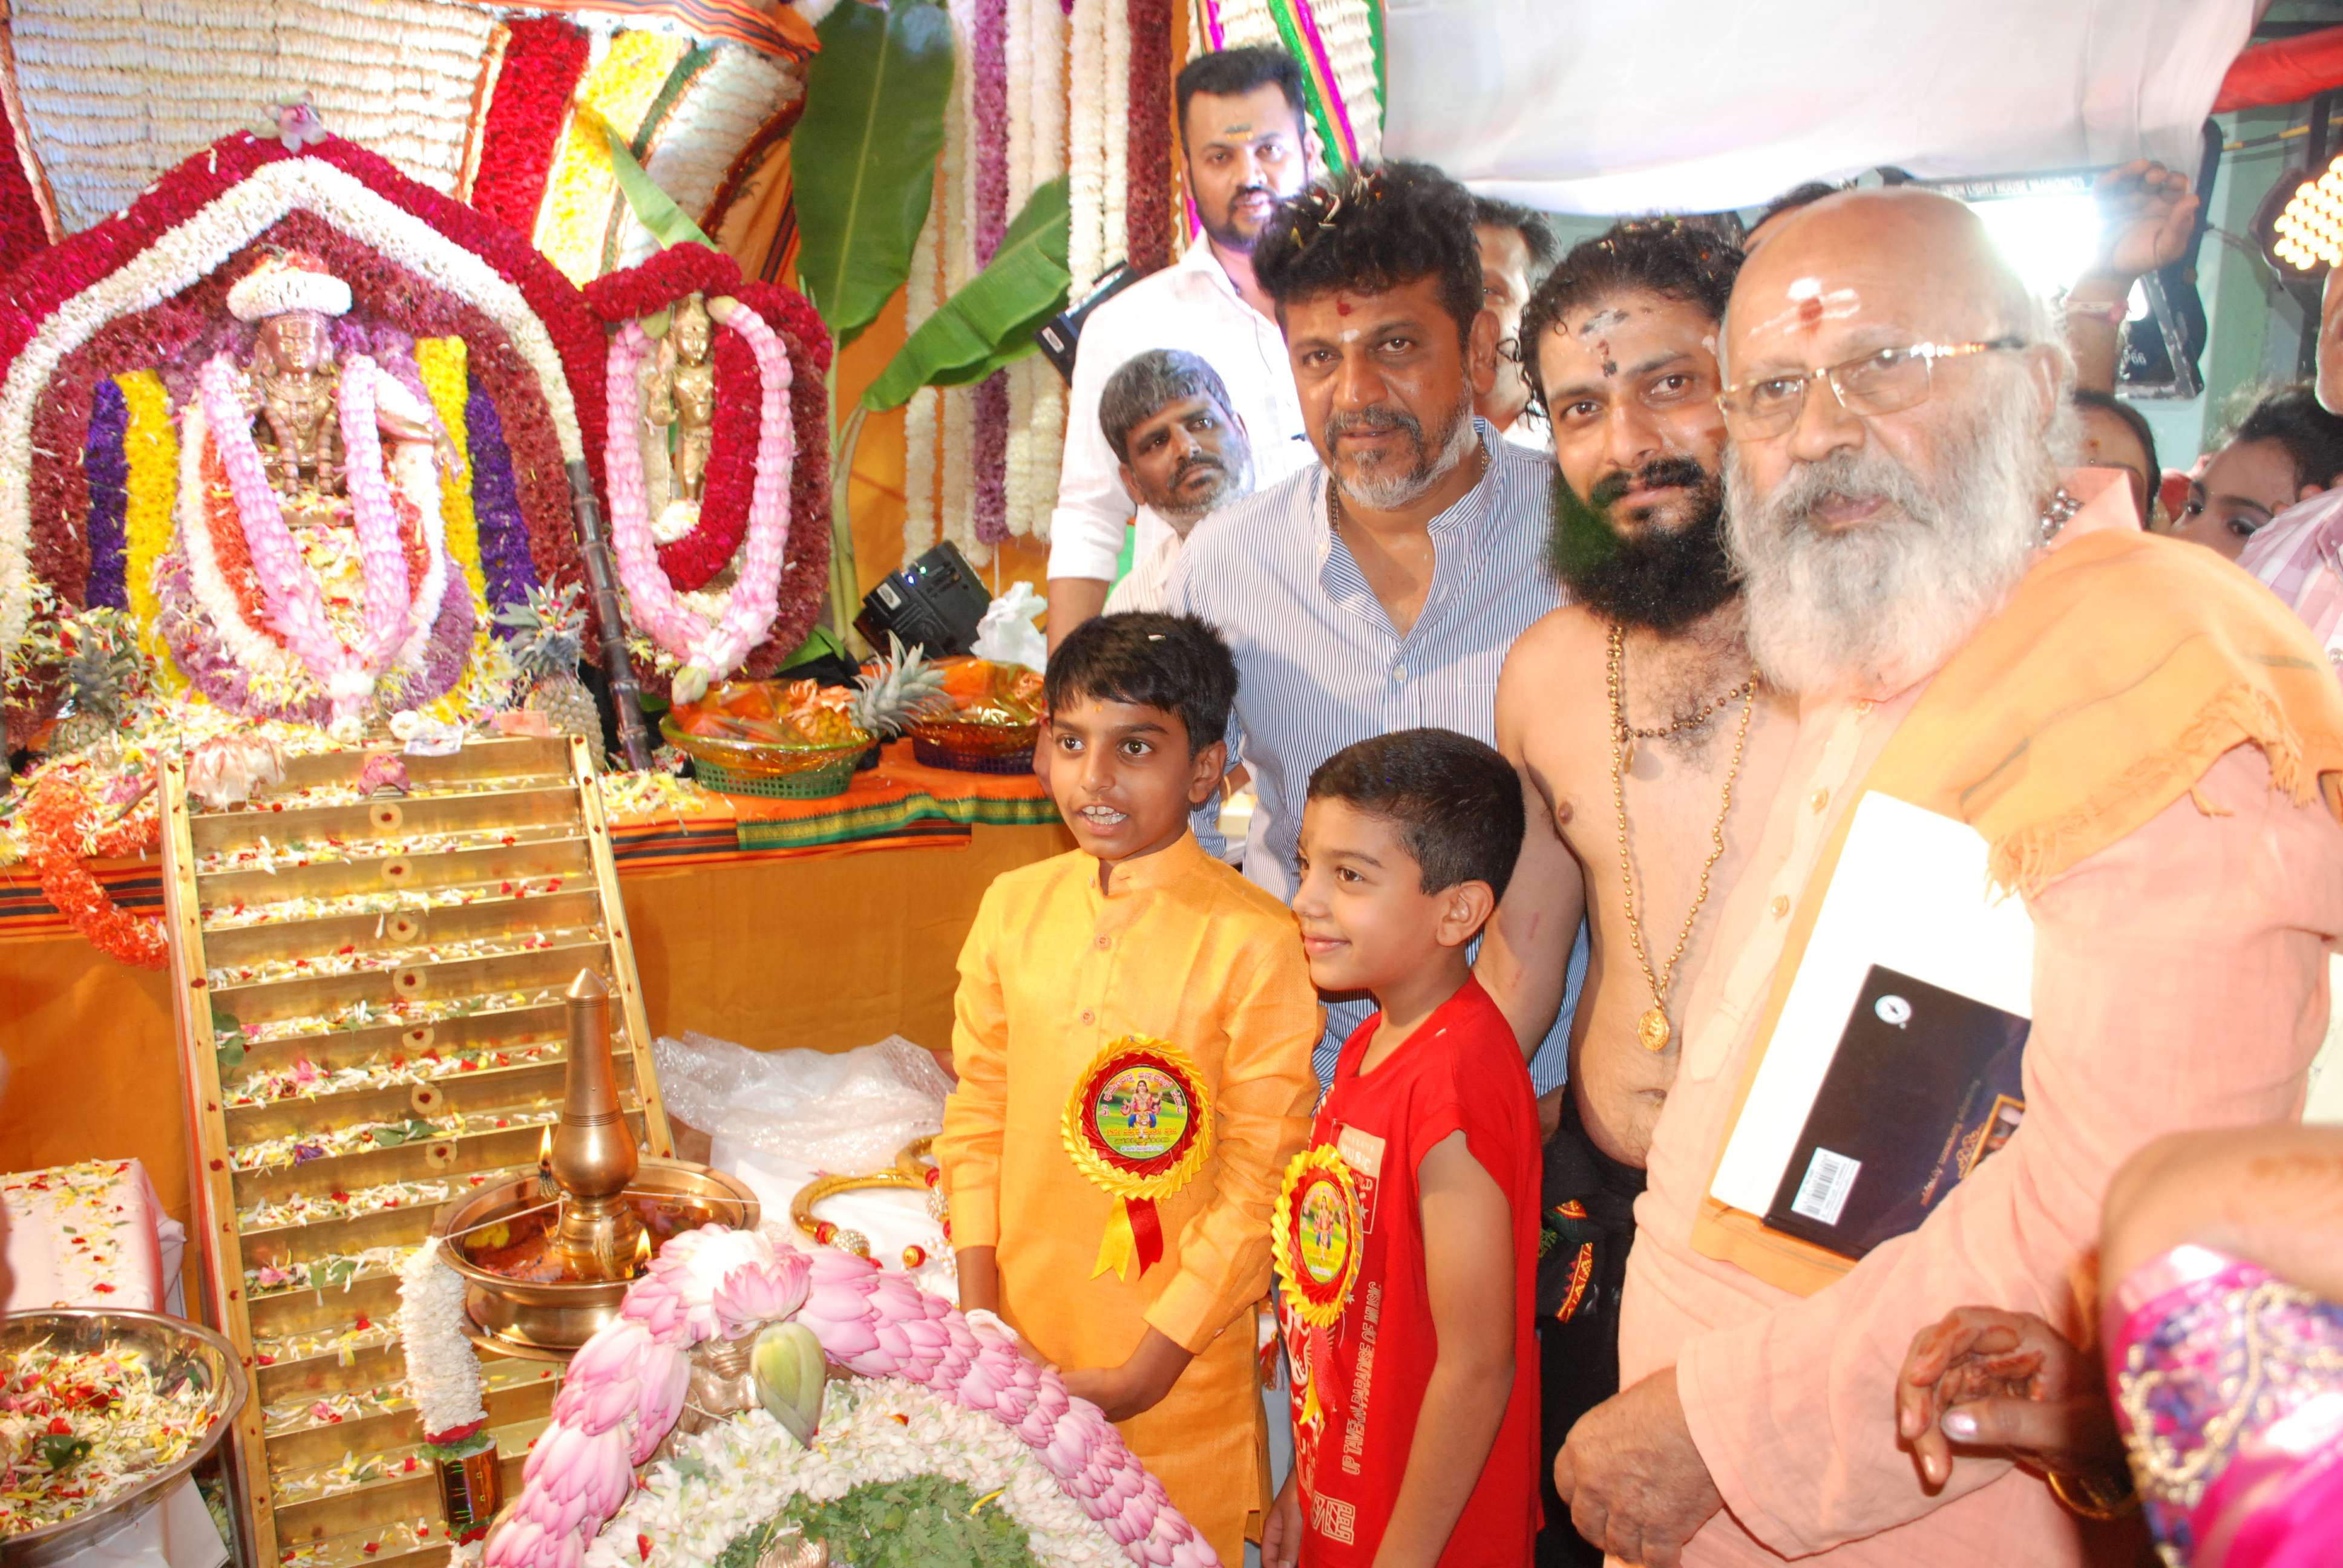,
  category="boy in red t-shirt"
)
[1263,728,1543,1568]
